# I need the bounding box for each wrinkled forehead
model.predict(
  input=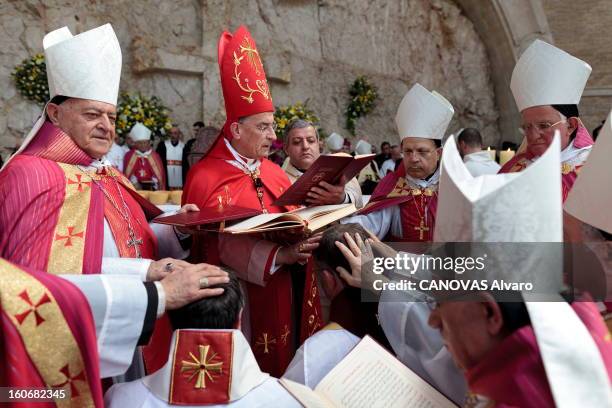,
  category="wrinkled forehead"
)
[241,111,274,124]
[520,105,562,123]
[287,126,317,143]
[61,97,117,114]
[401,137,437,150]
